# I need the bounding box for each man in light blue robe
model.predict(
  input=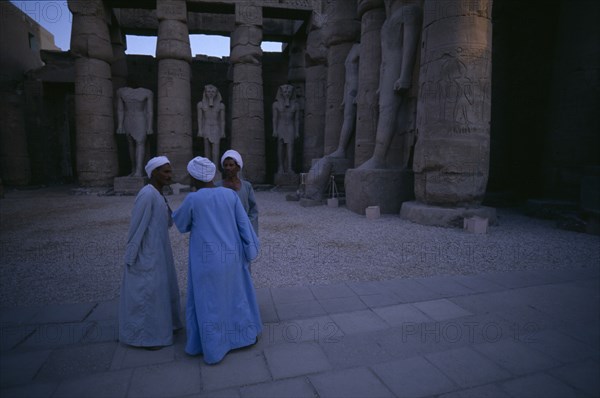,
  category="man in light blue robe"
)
[119,156,183,349]
[173,156,262,364]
